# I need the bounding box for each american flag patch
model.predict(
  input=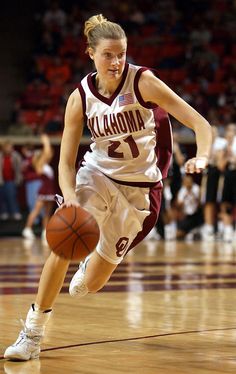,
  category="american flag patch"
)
[119,93,134,106]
